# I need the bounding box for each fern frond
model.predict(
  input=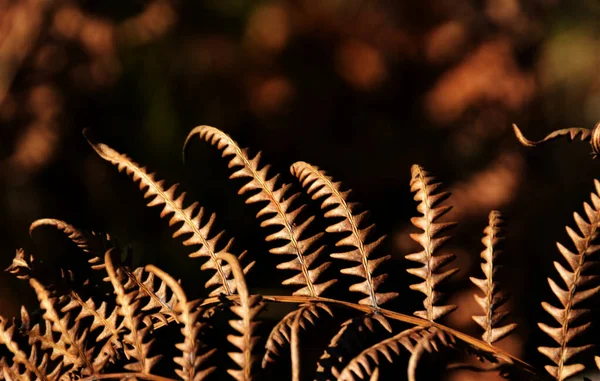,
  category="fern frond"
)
[316,314,392,381]
[537,179,600,381]
[262,302,332,367]
[184,126,334,298]
[407,164,458,321]
[29,278,95,376]
[290,161,398,309]
[122,267,178,325]
[470,211,516,344]
[5,248,35,280]
[337,326,425,381]
[513,123,593,149]
[0,315,56,381]
[146,264,216,381]
[407,327,455,381]
[84,129,251,297]
[105,249,160,374]
[217,253,263,381]
[30,218,110,270]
